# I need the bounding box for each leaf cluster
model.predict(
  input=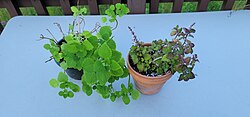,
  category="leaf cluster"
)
[49,72,80,98]
[43,4,139,104]
[129,24,199,81]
